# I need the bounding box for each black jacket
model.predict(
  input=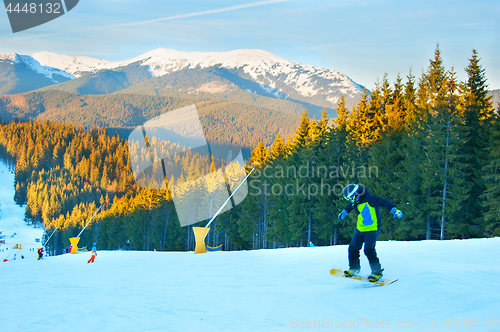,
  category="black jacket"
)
[344,187,396,231]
